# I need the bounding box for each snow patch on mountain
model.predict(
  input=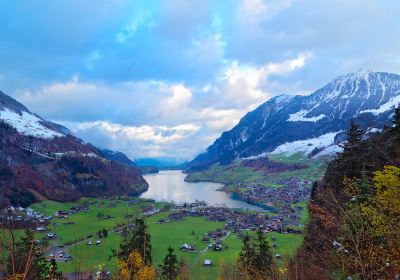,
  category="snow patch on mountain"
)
[0,108,63,138]
[287,110,326,122]
[270,132,340,156]
[359,95,400,116]
[241,152,268,161]
[314,145,343,158]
